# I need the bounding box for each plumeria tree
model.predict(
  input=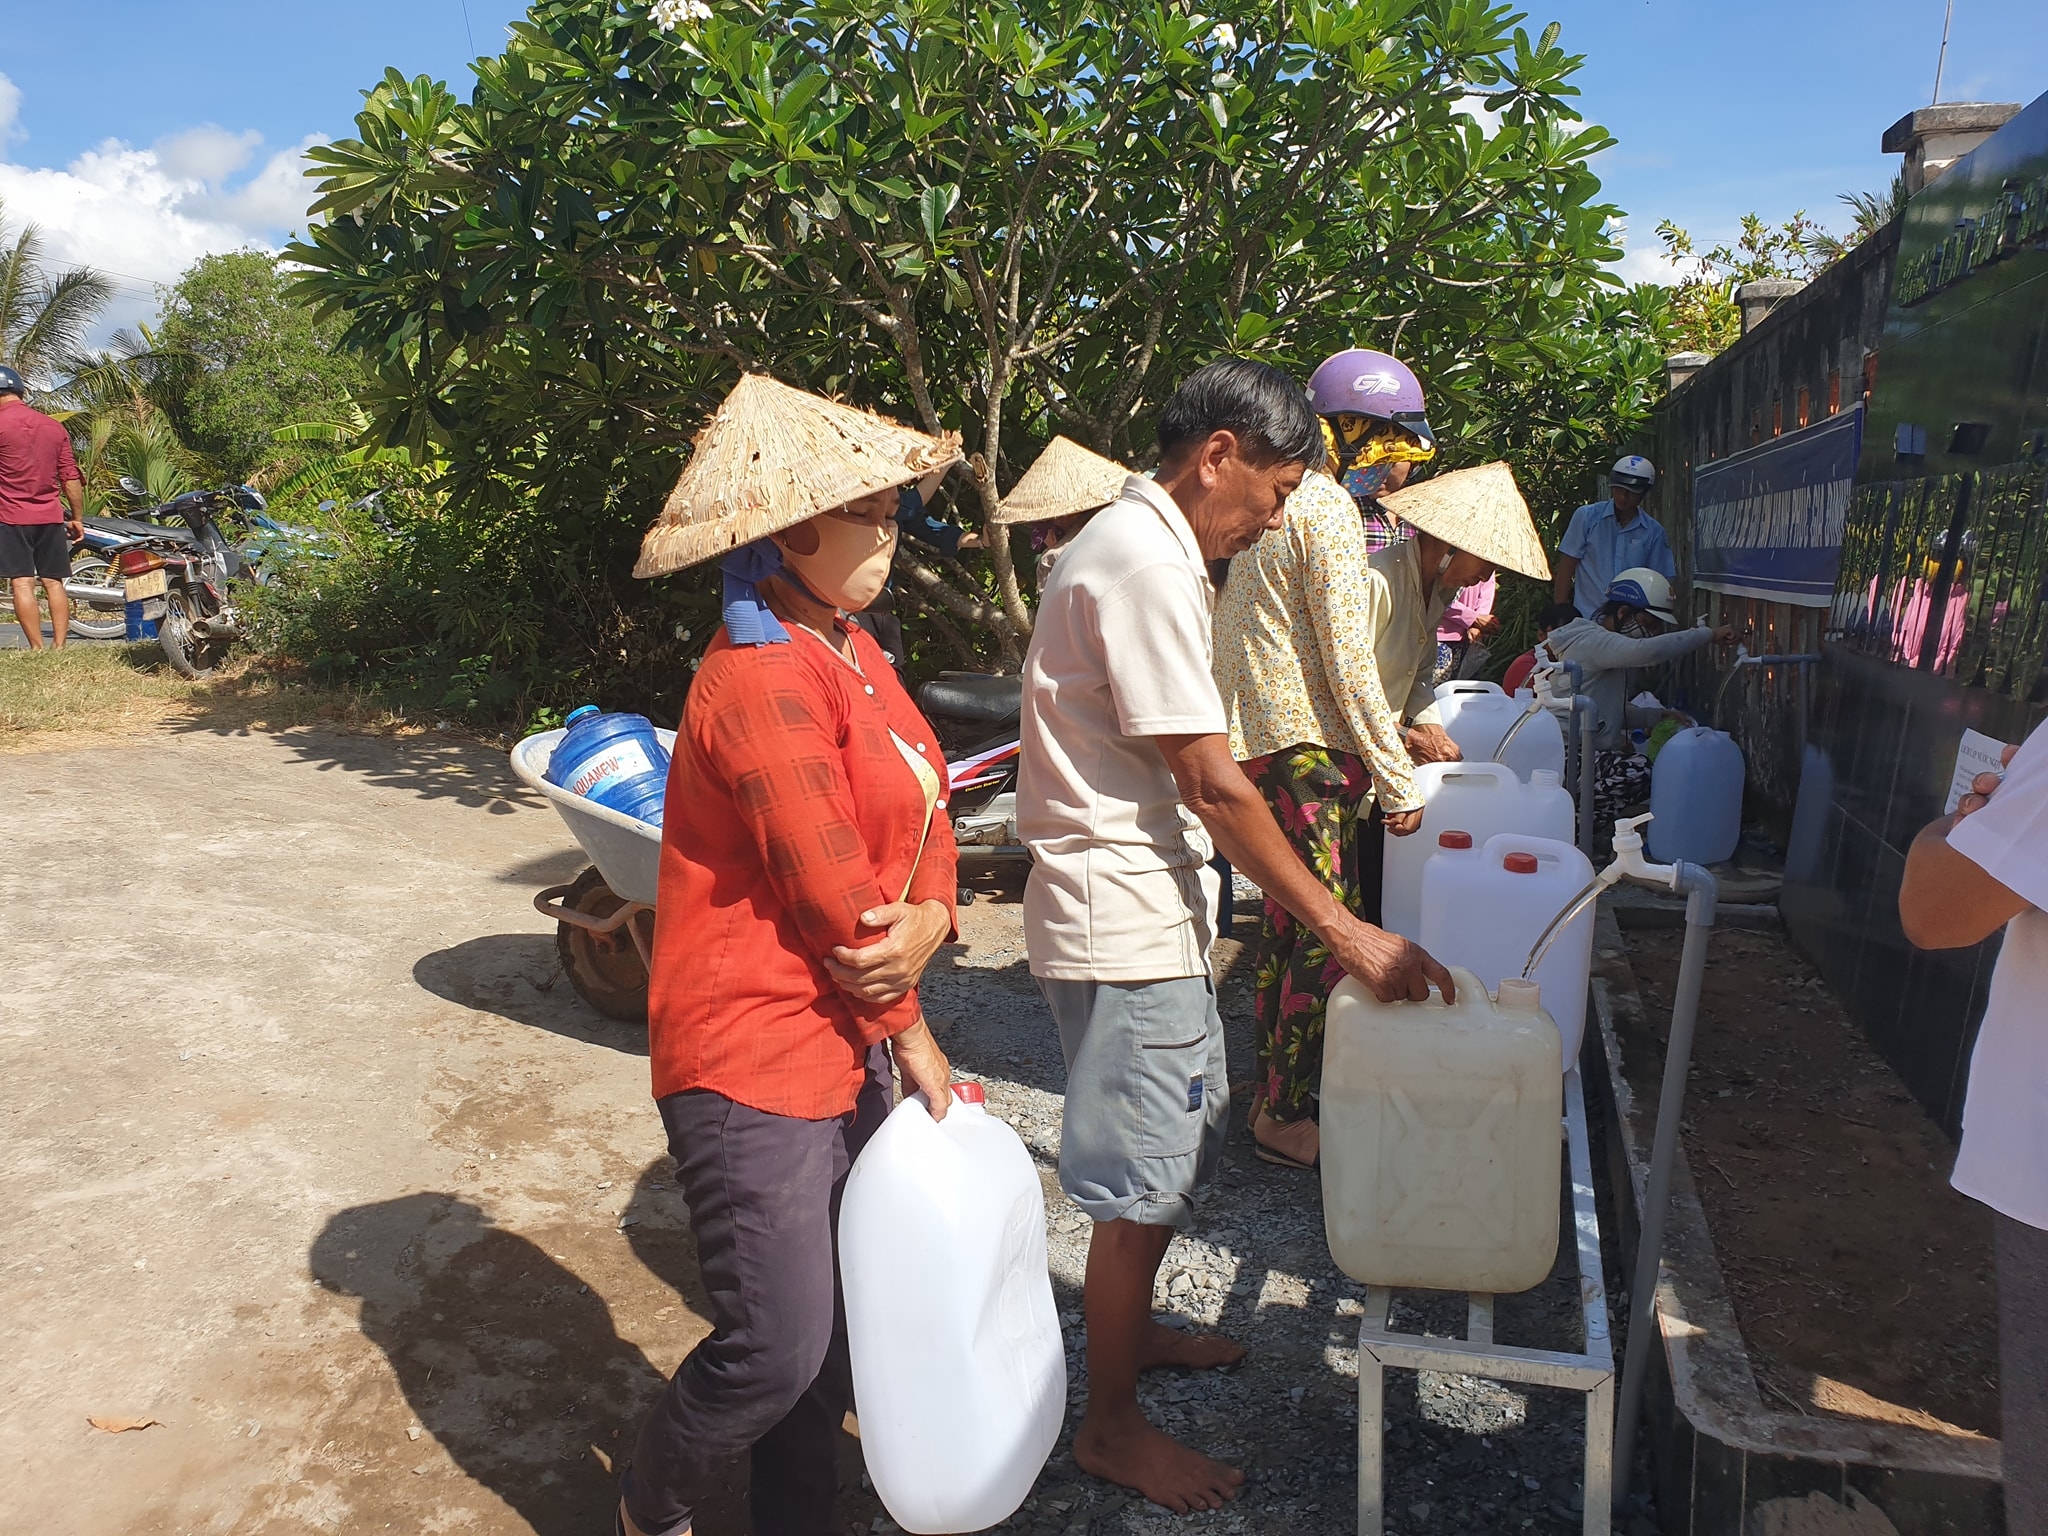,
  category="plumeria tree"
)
[290,0,1651,698]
